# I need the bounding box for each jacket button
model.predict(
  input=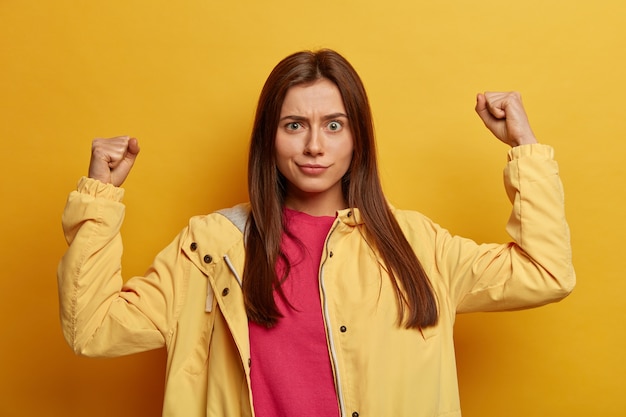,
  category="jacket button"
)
[203,254,212,263]
[347,211,352,217]
[352,412,359,417]
[329,251,334,258]
[340,326,347,333]
[190,242,197,251]
[222,288,230,296]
